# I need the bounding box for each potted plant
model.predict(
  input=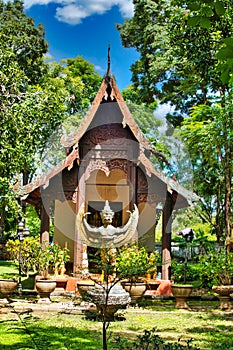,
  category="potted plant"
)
[199,248,233,310]
[52,242,70,277]
[35,242,70,302]
[171,230,195,309]
[34,243,57,303]
[50,242,70,292]
[171,258,194,309]
[6,237,70,300]
[116,243,156,303]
